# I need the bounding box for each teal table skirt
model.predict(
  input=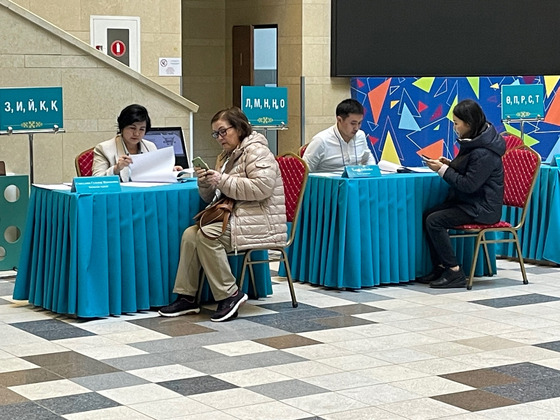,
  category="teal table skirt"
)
[283,173,496,289]
[13,184,272,317]
[497,165,560,264]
